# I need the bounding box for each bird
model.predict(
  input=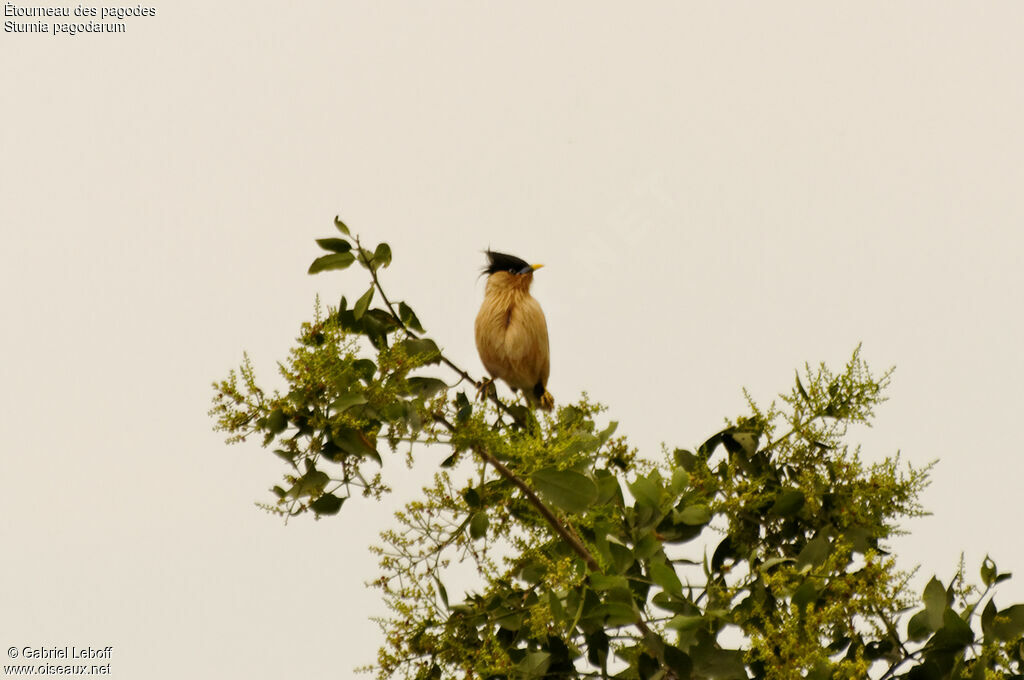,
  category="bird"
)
[474,250,554,411]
